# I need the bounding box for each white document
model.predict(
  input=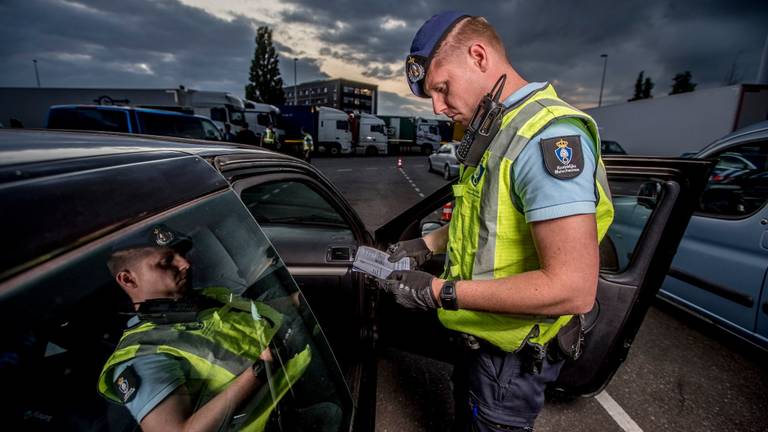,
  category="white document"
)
[353,246,410,279]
